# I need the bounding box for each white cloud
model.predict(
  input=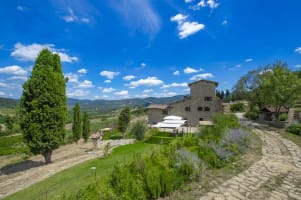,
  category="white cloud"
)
[189,0,219,11]
[111,0,161,36]
[185,0,195,3]
[103,87,115,93]
[0,82,9,88]
[67,89,88,98]
[0,91,4,96]
[190,73,214,81]
[104,80,112,83]
[78,80,94,88]
[129,77,163,87]
[78,68,87,74]
[295,47,301,54]
[171,14,187,22]
[65,73,79,83]
[11,43,78,63]
[184,67,198,74]
[143,89,153,93]
[295,64,301,68]
[141,63,146,67]
[173,70,180,75]
[0,65,27,75]
[245,58,253,62]
[115,90,128,96]
[207,0,219,9]
[8,76,28,81]
[62,8,90,24]
[161,83,188,89]
[123,75,135,81]
[167,92,177,96]
[153,92,177,97]
[171,14,205,39]
[100,70,120,79]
